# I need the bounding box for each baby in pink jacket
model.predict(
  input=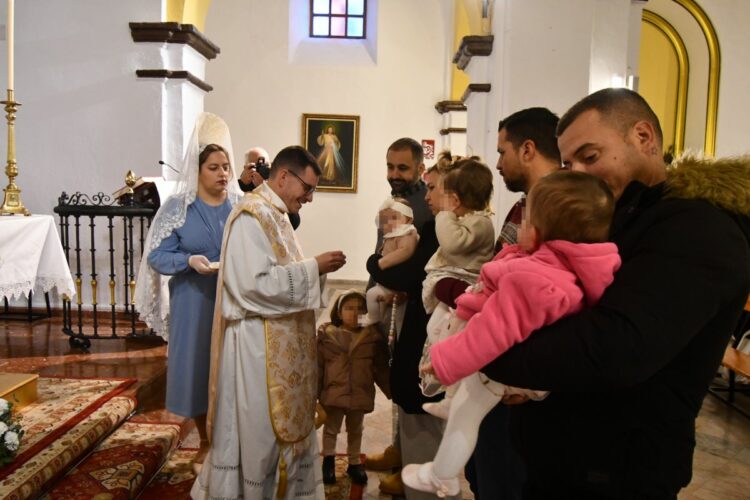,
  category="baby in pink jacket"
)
[402,170,622,497]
